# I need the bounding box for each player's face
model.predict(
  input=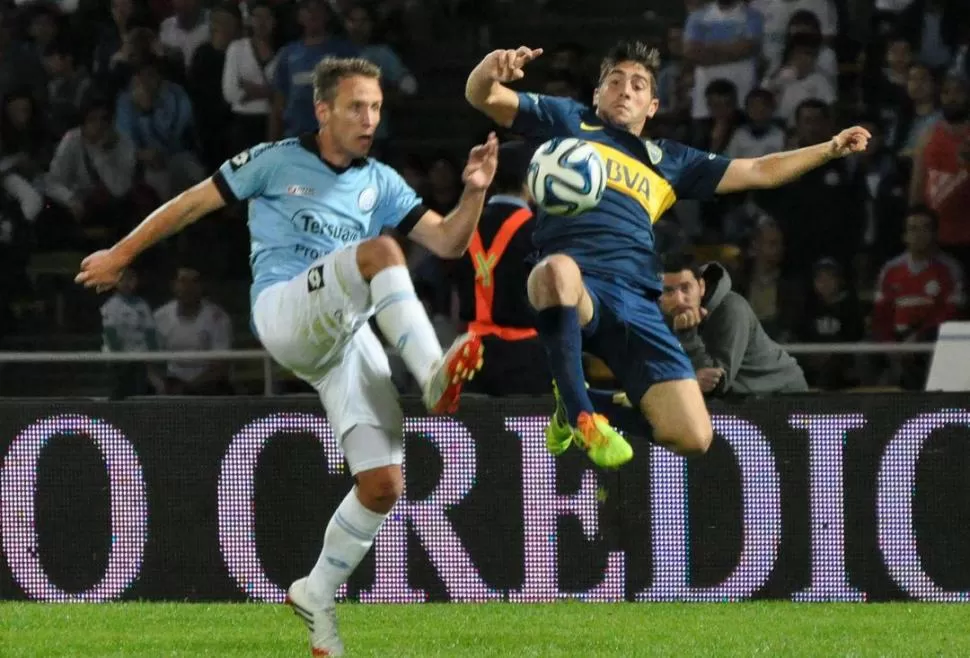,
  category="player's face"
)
[660,270,705,317]
[595,61,659,133]
[317,75,382,159]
